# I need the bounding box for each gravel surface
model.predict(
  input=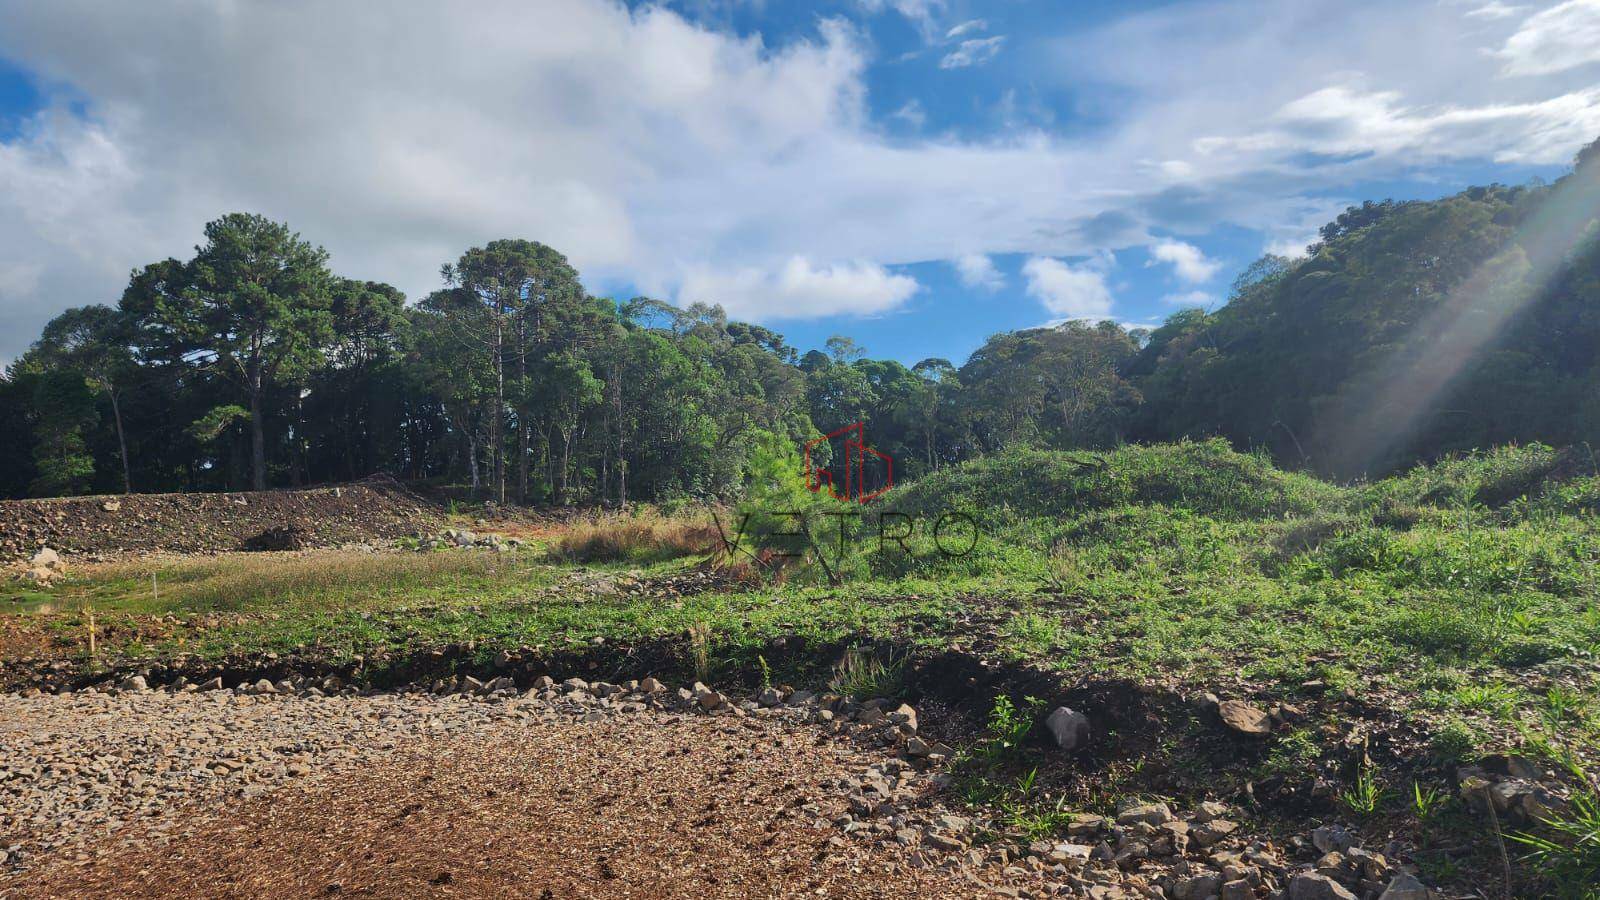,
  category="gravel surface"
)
[1,687,975,898]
